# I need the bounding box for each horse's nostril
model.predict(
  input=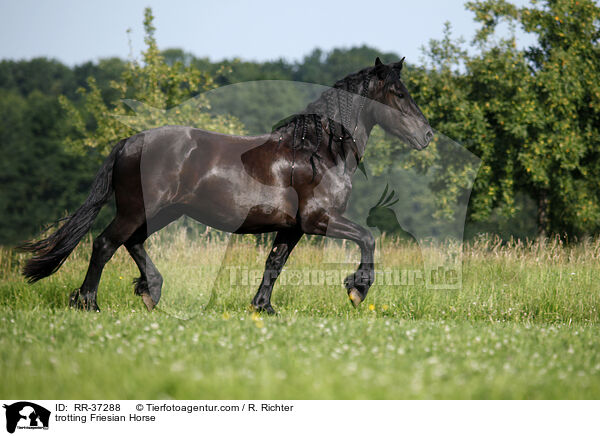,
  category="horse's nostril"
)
[425,130,434,141]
